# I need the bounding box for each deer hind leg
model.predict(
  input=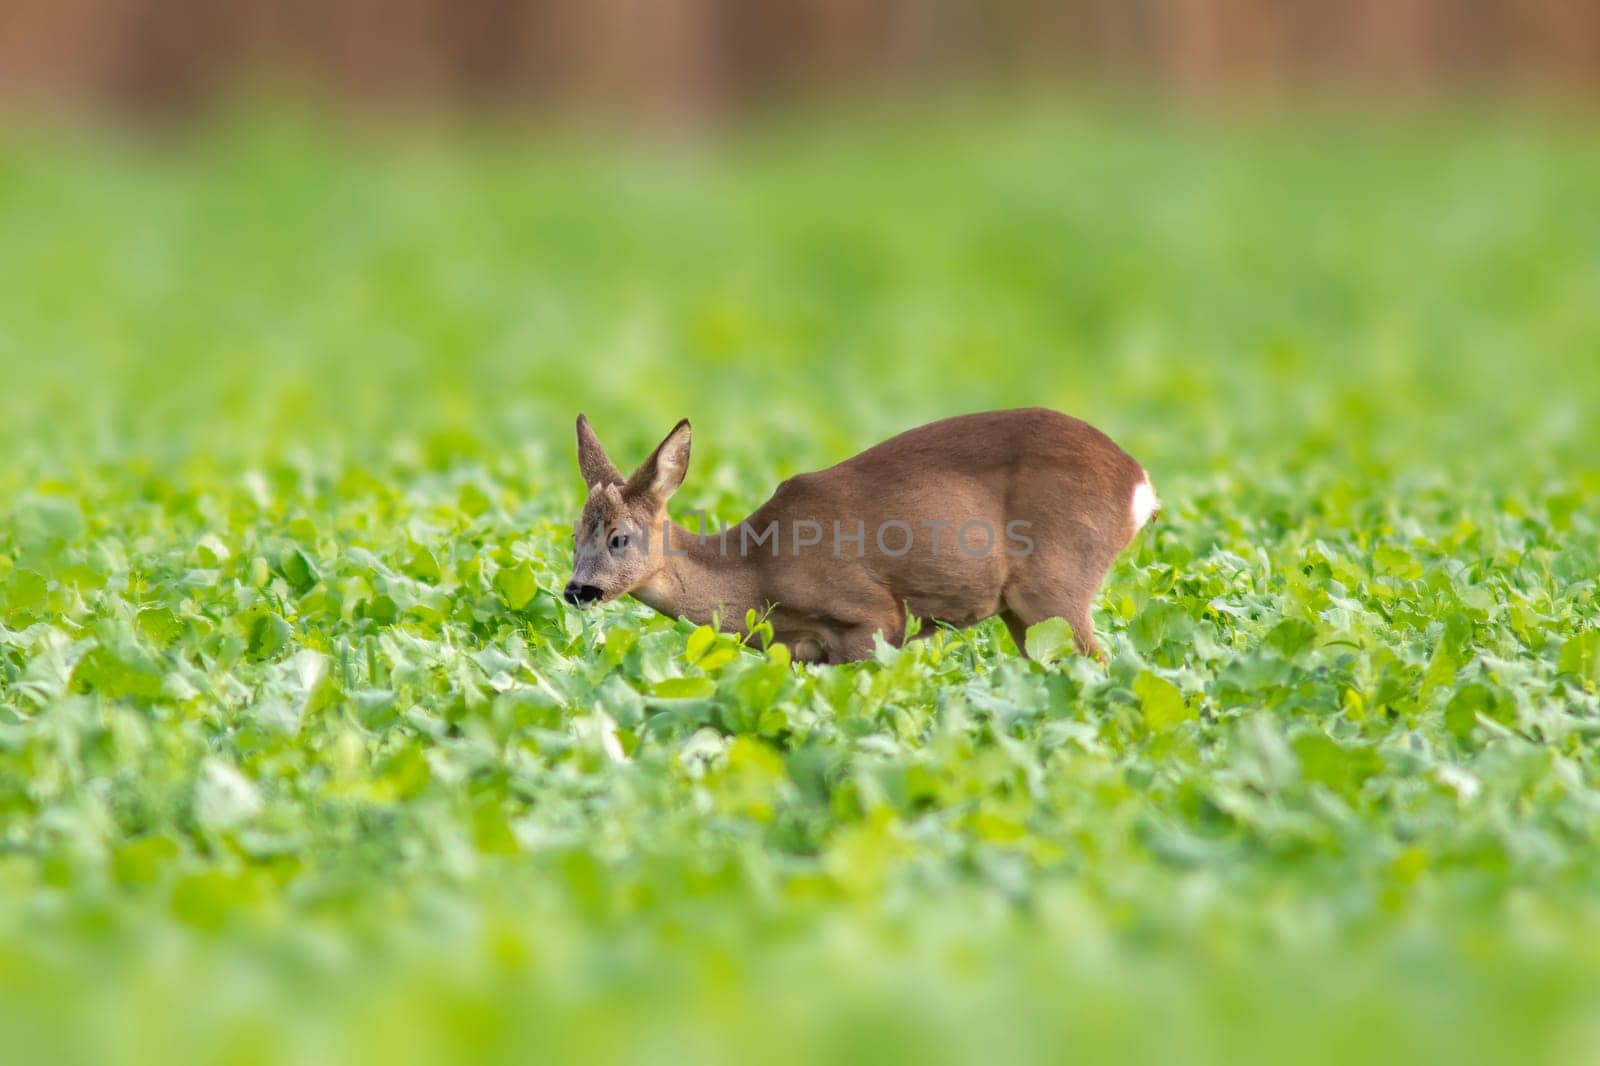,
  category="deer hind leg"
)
[1003,586,1098,658]
[1002,550,1116,660]
[1005,585,1100,659]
